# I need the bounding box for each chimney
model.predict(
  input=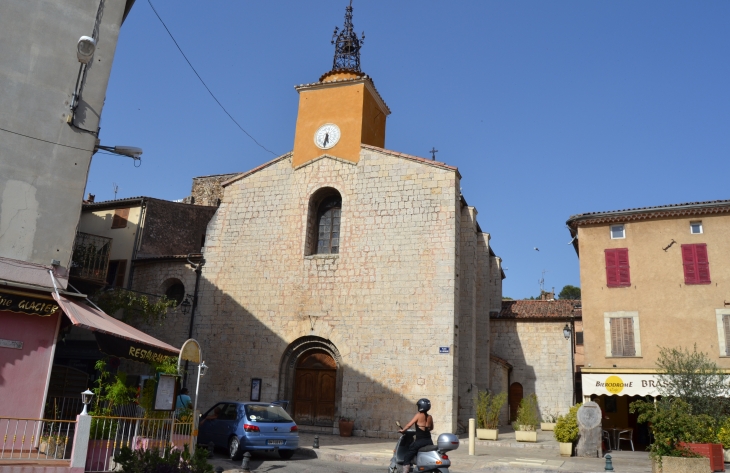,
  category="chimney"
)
[86,193,95,203]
